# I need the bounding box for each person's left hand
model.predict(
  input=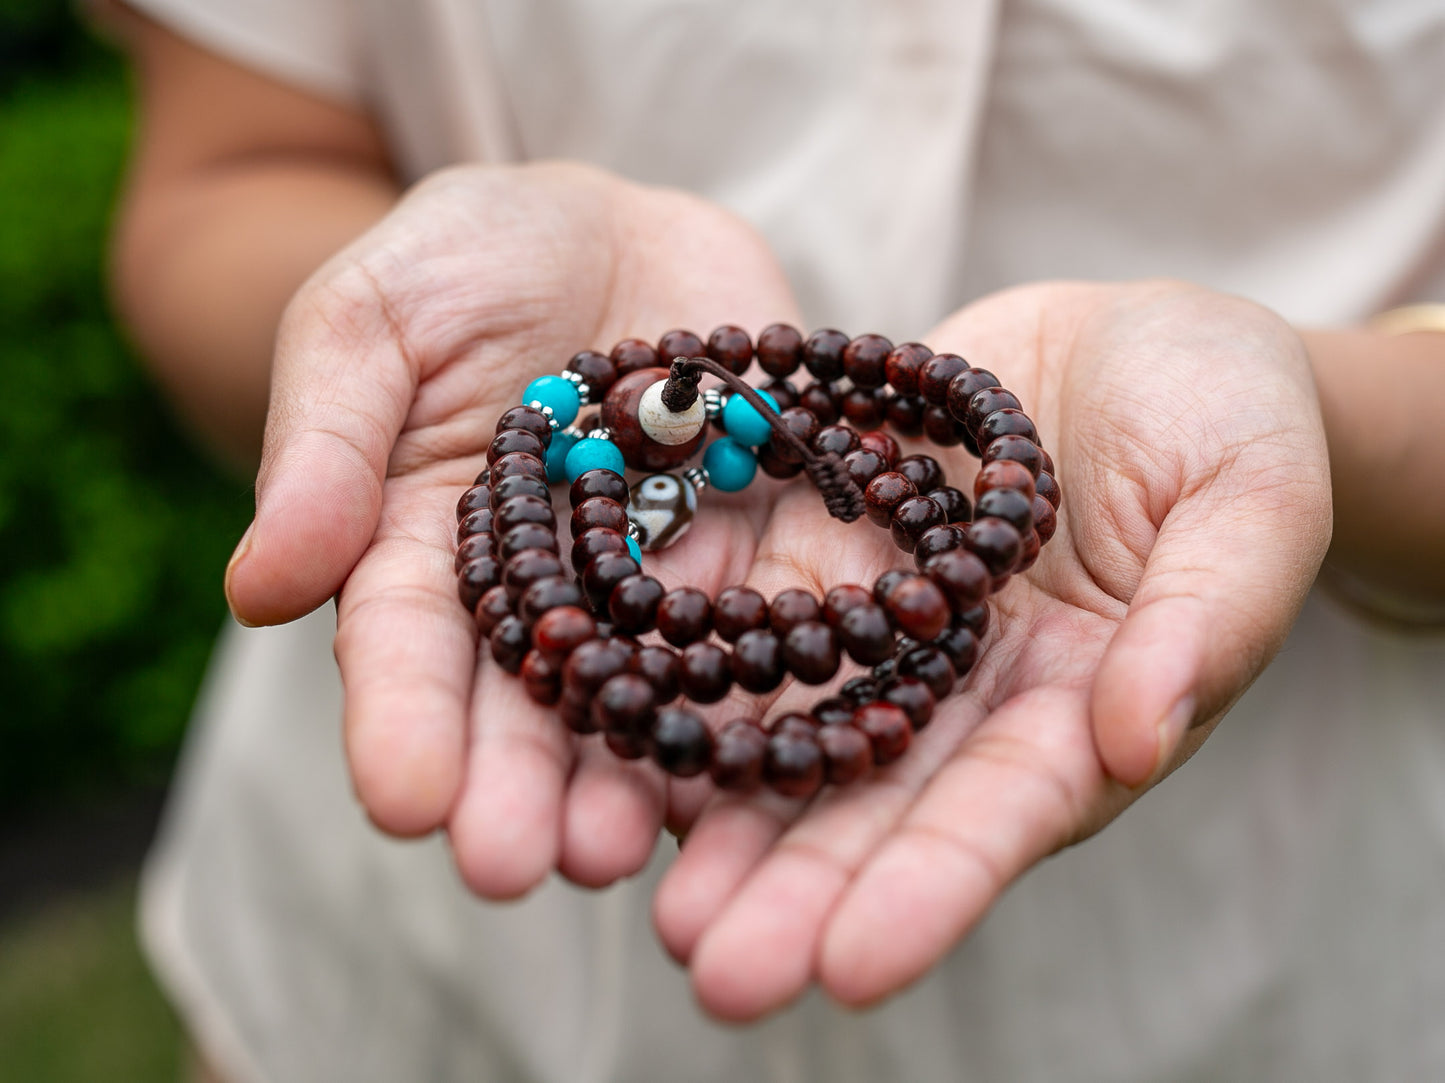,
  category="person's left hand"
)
[650,279,1333,1020]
